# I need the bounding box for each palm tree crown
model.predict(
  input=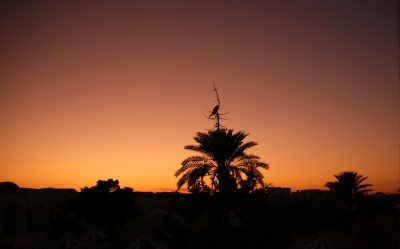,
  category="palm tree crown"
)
[324,171,373,195]
[175,128,269,195]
